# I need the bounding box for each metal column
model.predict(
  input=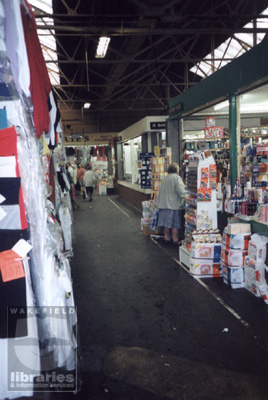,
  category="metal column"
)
[229,94,240,192]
